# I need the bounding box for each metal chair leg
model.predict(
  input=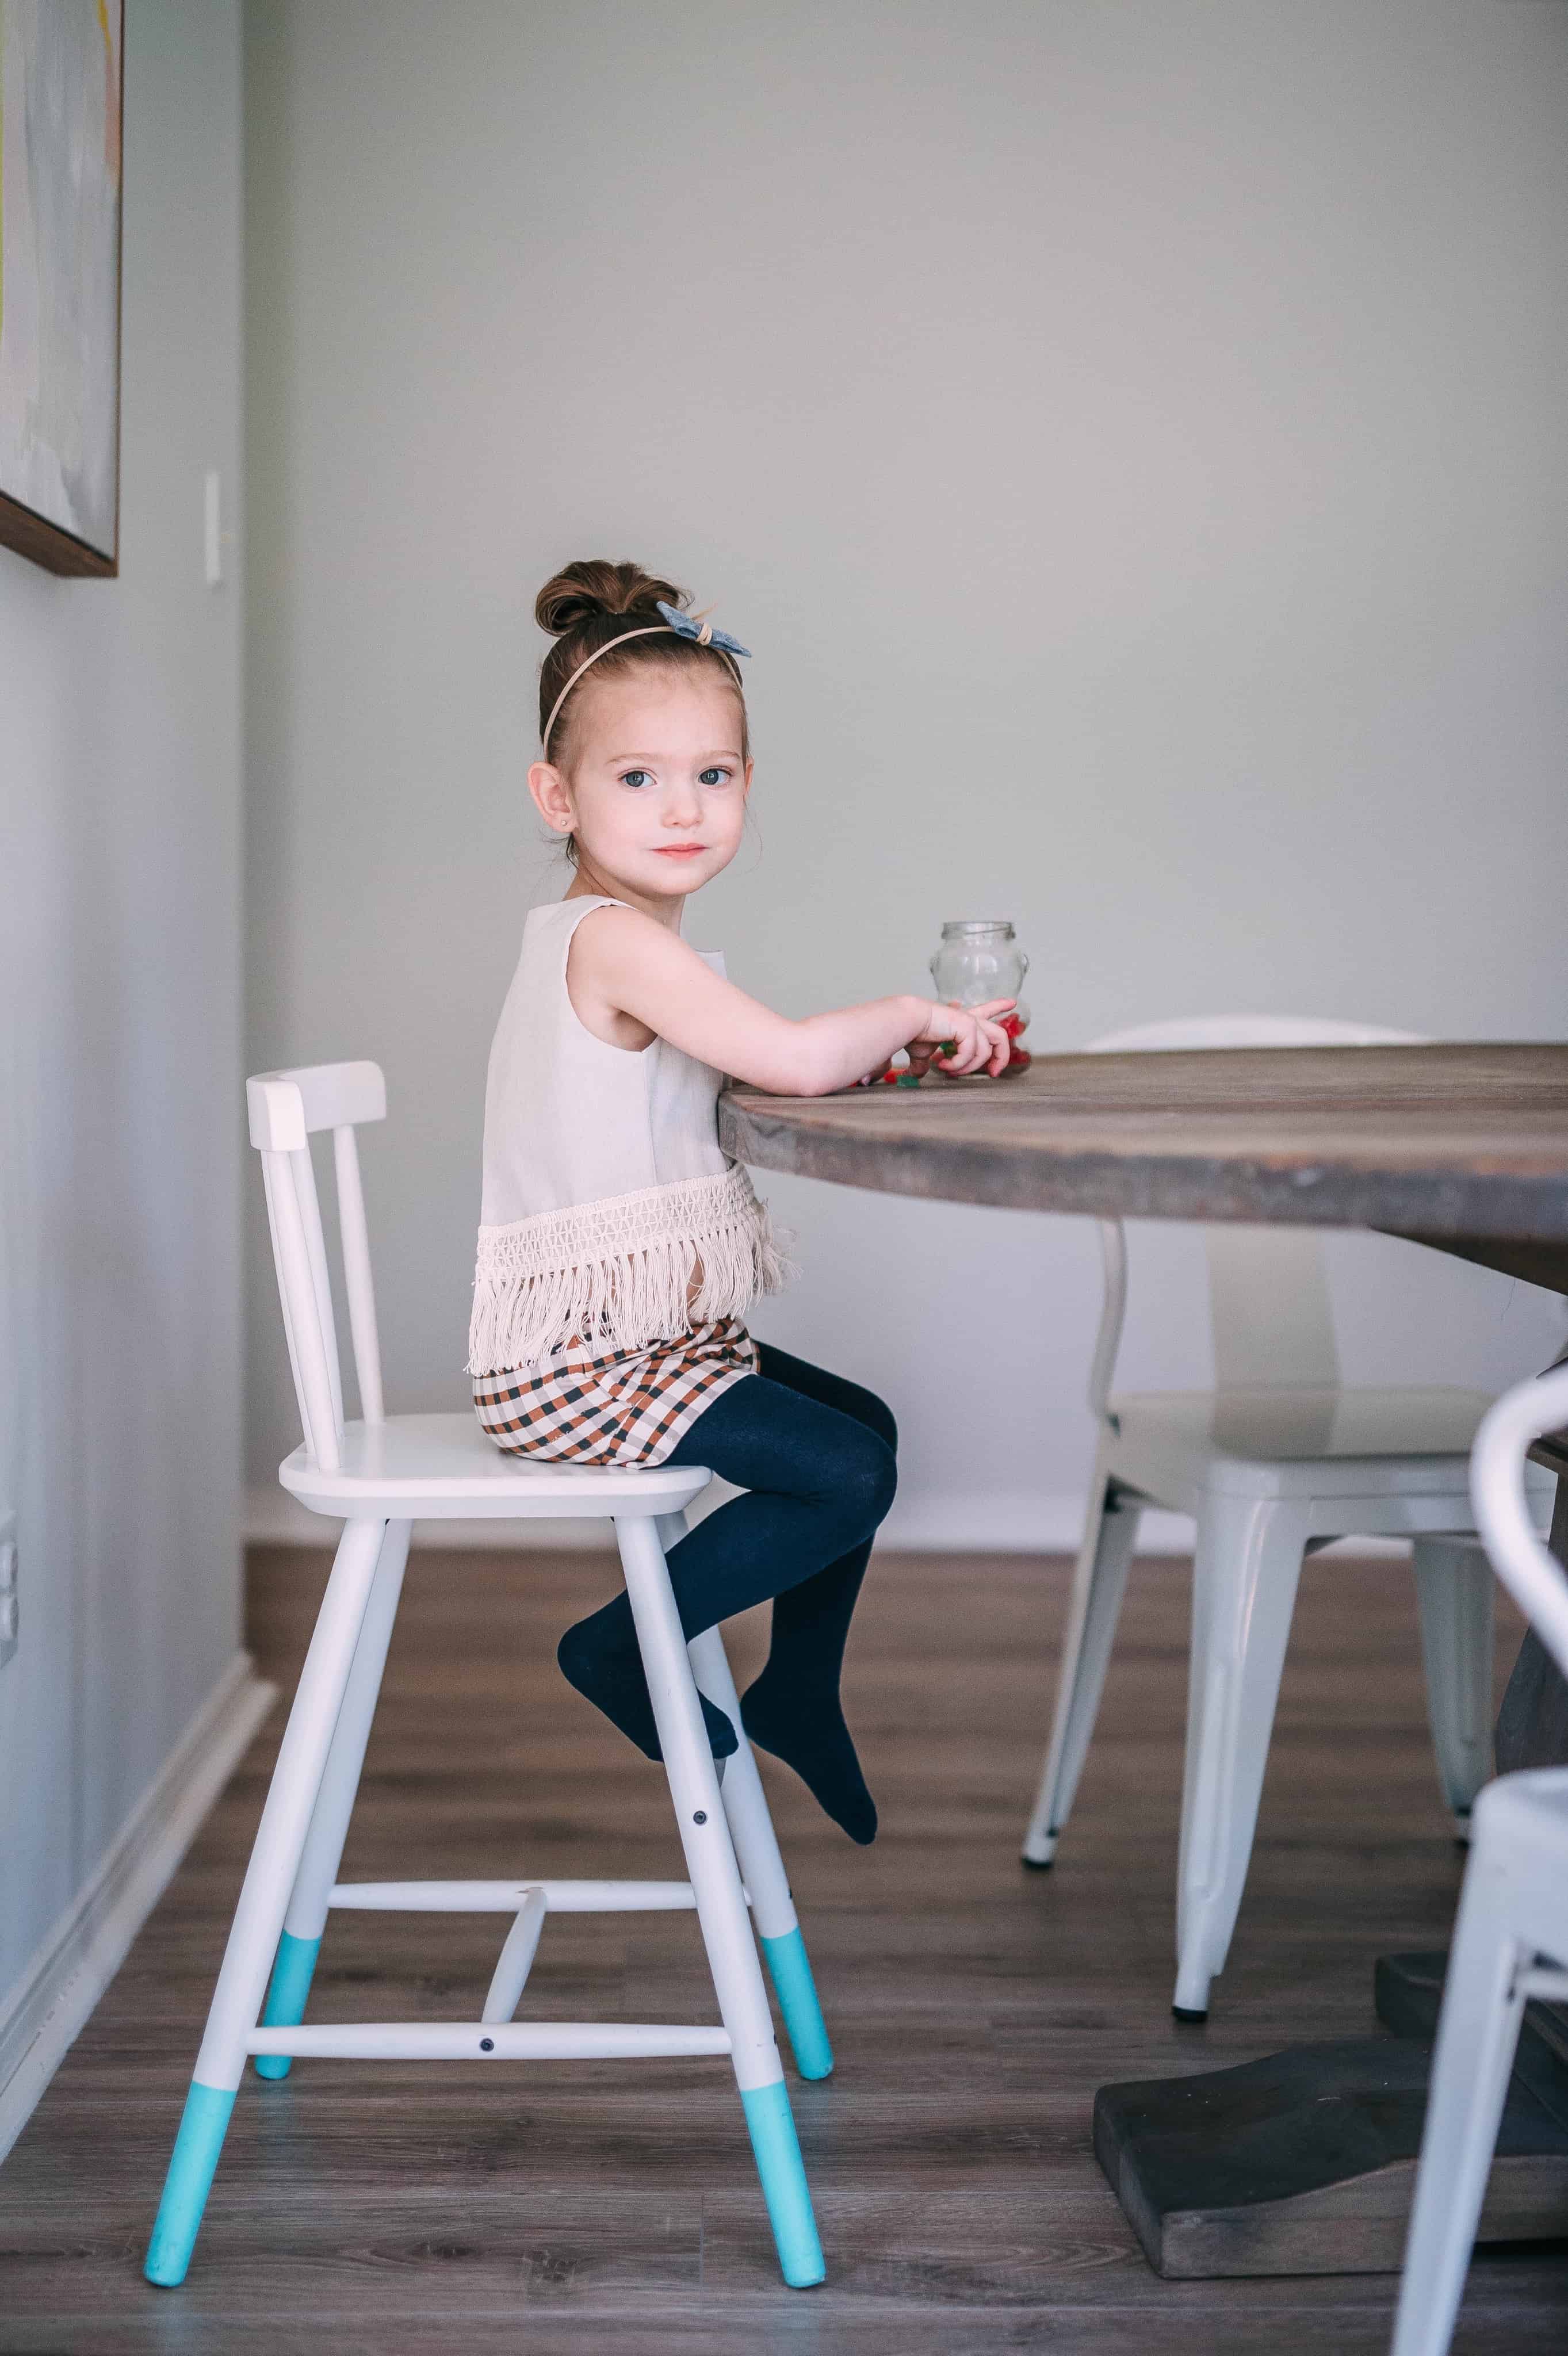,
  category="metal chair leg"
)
[1022,1461,1142,1867]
